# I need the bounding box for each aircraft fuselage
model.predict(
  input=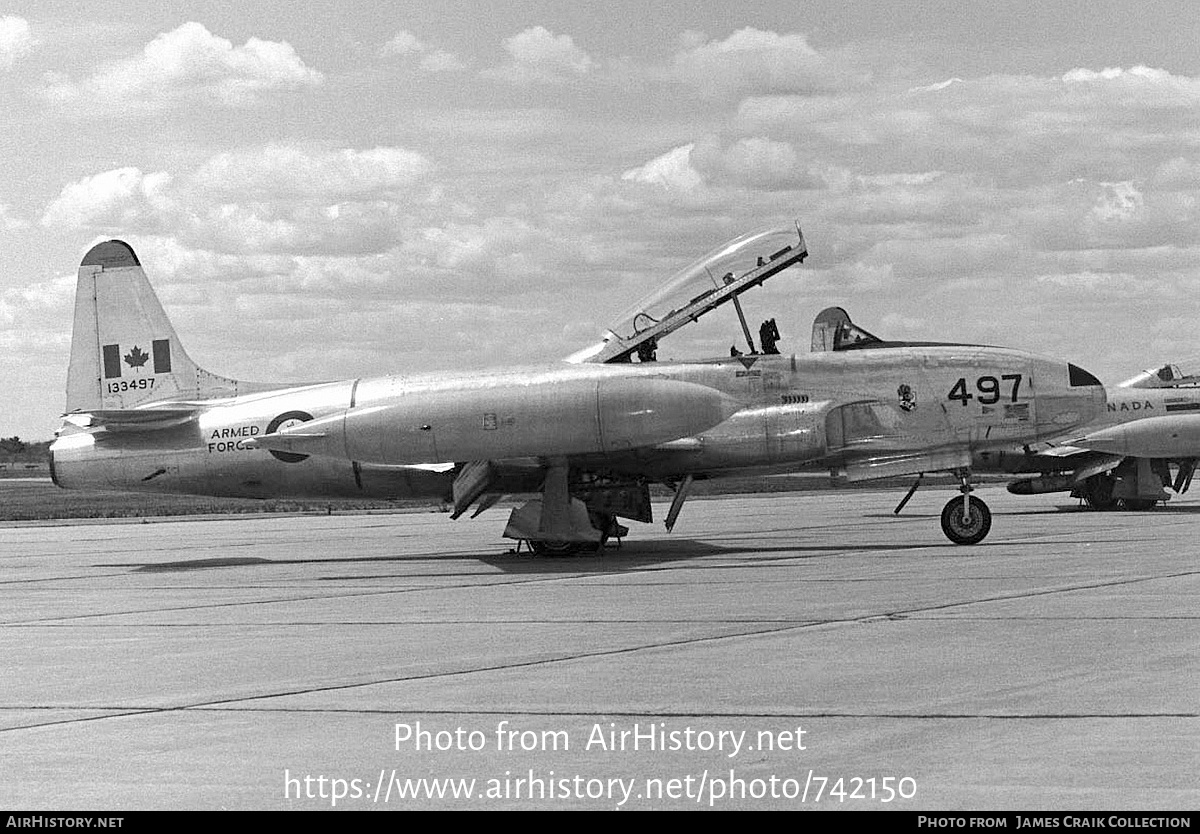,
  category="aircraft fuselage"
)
[51,346,1105,500]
